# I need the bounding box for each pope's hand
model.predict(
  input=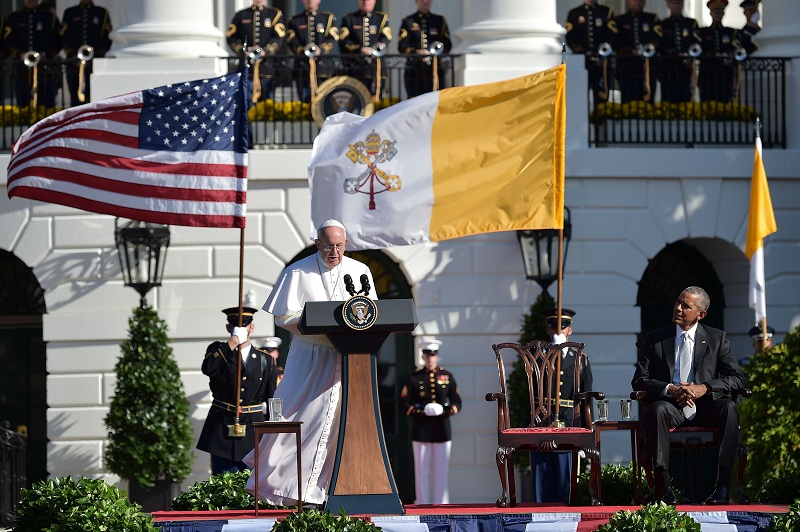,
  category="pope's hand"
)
[232,326,248,345]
